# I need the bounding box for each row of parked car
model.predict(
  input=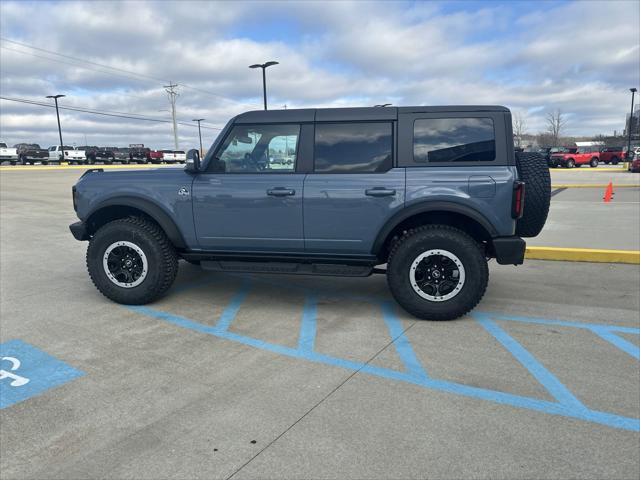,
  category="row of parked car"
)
[533,145,639,169]
[0,143,187,165]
